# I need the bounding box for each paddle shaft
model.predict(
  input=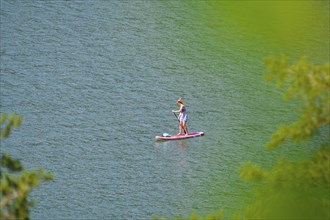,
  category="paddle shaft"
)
[173,112,186,134]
